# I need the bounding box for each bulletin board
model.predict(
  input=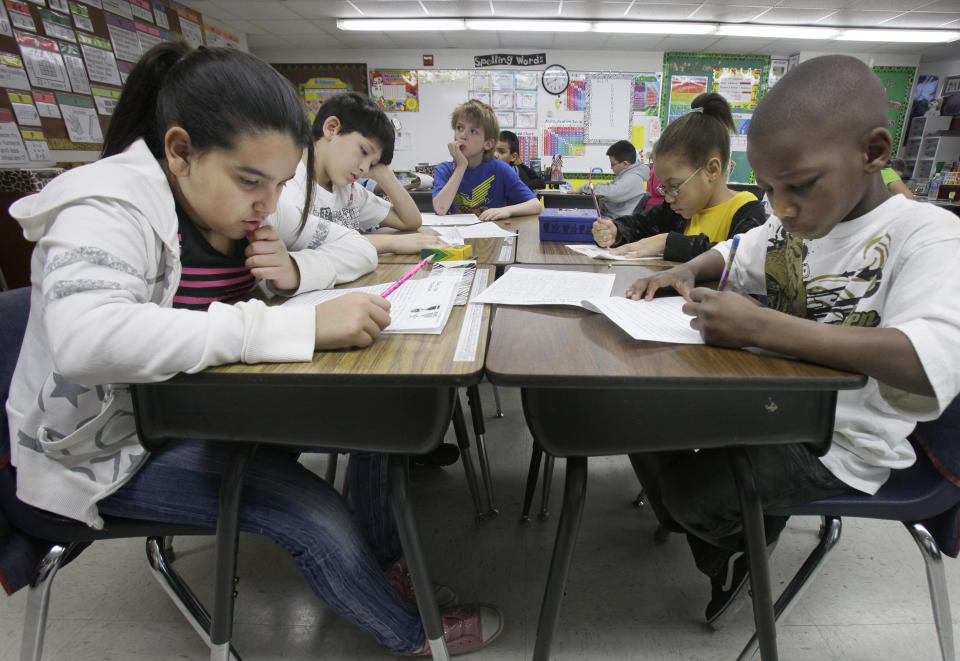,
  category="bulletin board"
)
[272,62,368,122]
[661,52,771,183]
[370,68,662,176]
[873,65,916,152]
[0,0,239,167]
